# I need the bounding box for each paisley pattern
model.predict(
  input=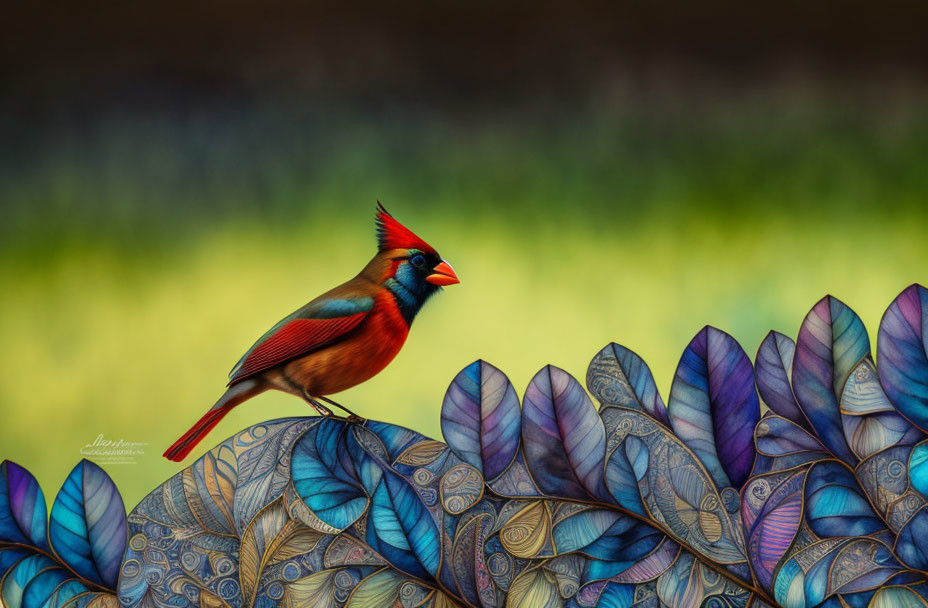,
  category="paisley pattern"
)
[4,284,928,607]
